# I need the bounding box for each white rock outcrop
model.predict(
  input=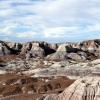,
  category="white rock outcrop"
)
[44,77,100,100]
